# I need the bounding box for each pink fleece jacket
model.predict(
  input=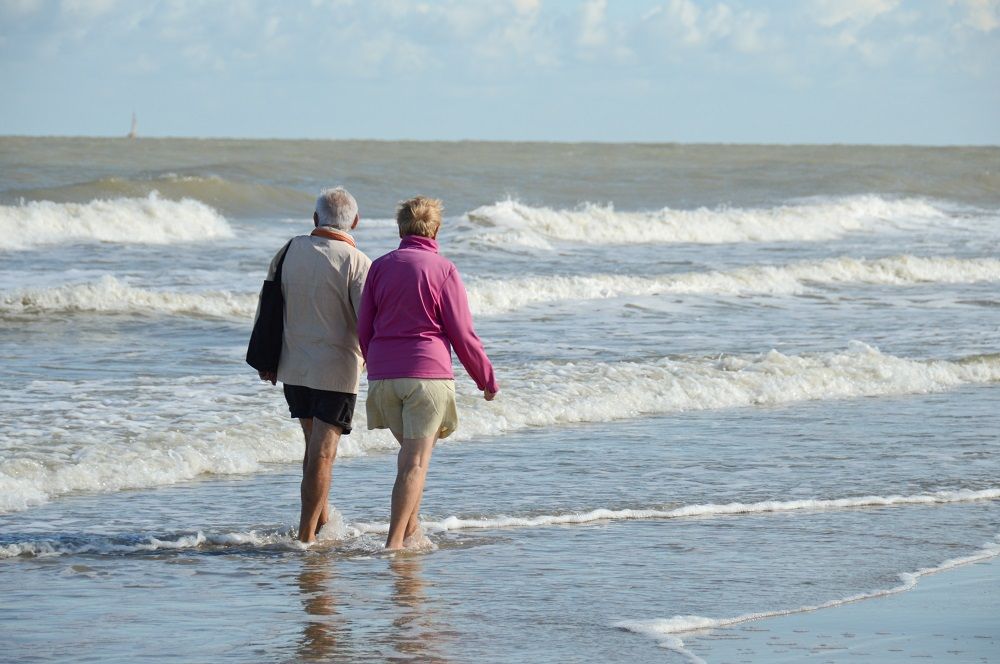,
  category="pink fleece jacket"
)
[357,235,499,393]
